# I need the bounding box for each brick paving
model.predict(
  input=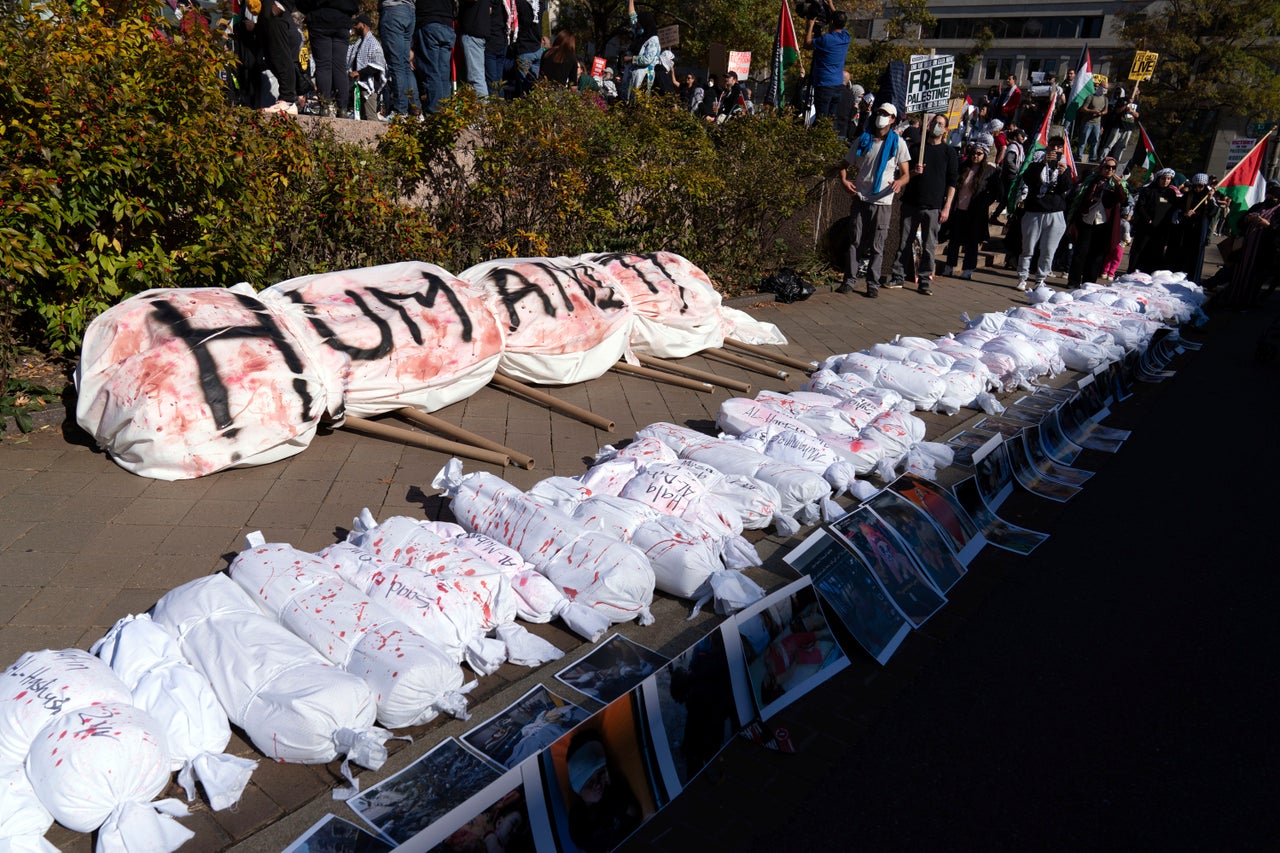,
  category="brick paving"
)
[0,256,1202,851]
